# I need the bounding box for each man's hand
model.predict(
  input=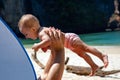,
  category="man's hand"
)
[46,27,65,52]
